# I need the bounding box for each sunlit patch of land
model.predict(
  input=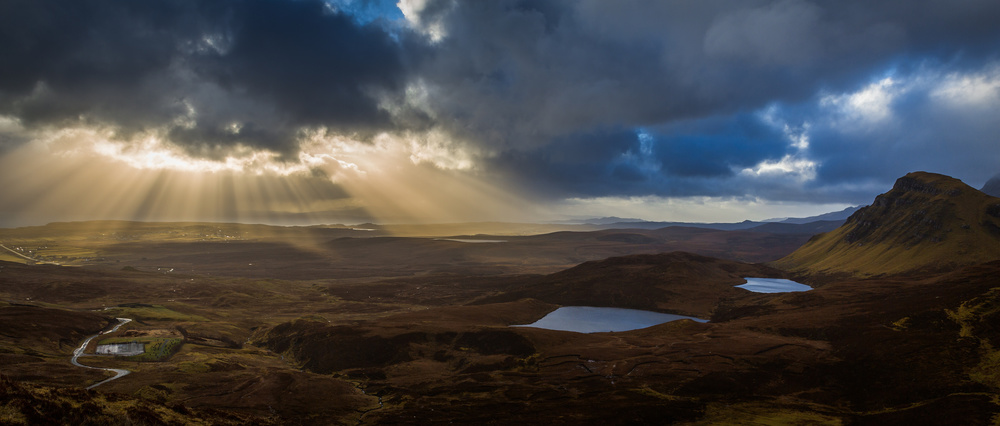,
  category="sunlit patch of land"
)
[0,249,30,264]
